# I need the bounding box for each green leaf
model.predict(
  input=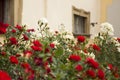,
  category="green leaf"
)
[54,47,64,57]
